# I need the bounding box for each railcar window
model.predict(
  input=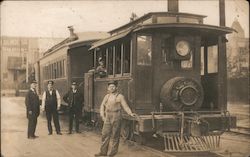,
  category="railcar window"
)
[161,37,174,68]
[62,59,65,77]
[56,62,59,78]
[181,51,193,69]
[137,35,152,65]
[58,61,62,78]
[115,44,122,74]
[108,47,114,75]
[200,47,205,75]
[46,65,48,80]
[96,48,107,68]
[49,64,52,79]
[52,63,55,79]
[208,46,218,73]
[123,40,131,73]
